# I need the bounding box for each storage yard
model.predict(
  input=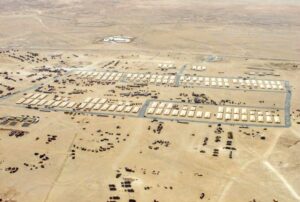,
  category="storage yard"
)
[0,1,300,202]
